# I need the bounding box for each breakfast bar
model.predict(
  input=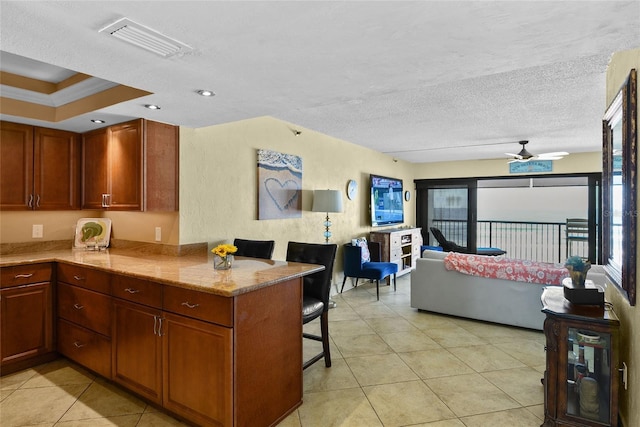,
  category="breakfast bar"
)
[0,249,324,427]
